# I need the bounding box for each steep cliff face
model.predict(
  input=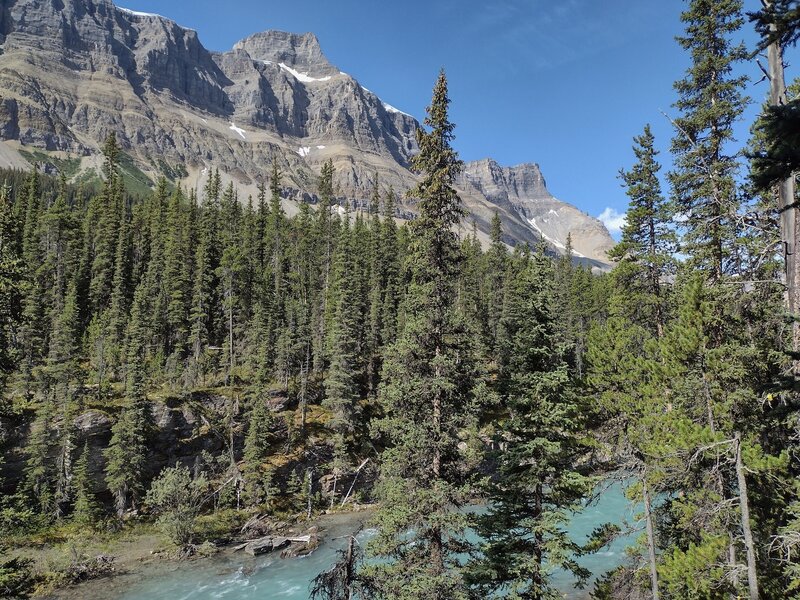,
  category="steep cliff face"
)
[0,0,614,265]
[461,159,614,263]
